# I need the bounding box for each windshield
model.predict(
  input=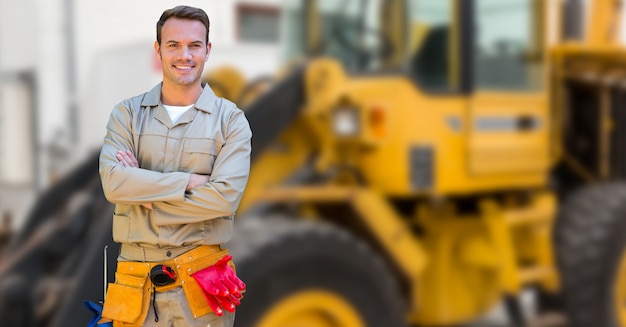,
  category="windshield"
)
[474,0,543,91]
[283,0,390,72]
